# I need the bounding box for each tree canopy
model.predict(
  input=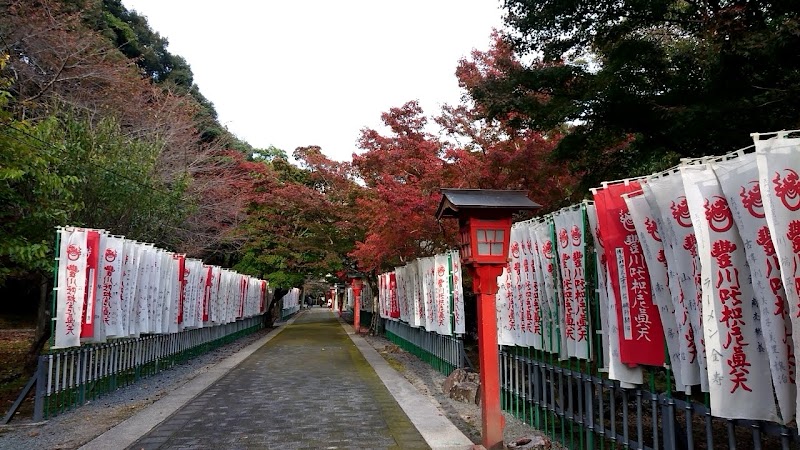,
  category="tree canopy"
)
[463,1,800,189]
